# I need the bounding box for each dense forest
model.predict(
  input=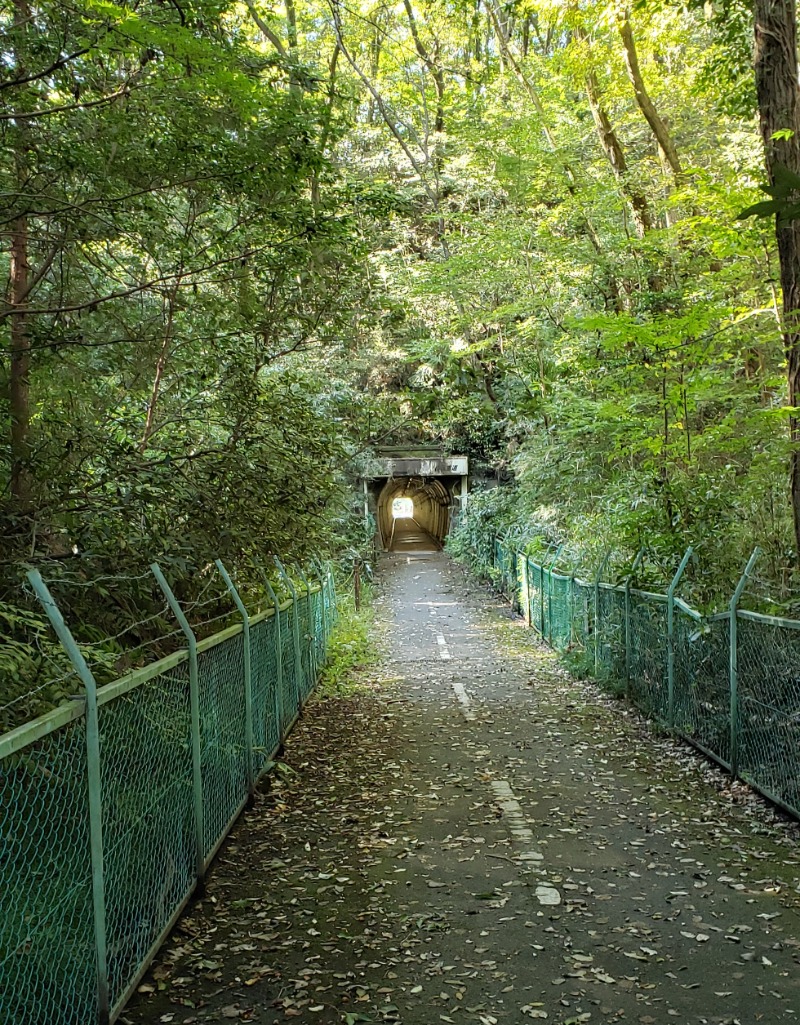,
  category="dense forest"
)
[3,0,800,719]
